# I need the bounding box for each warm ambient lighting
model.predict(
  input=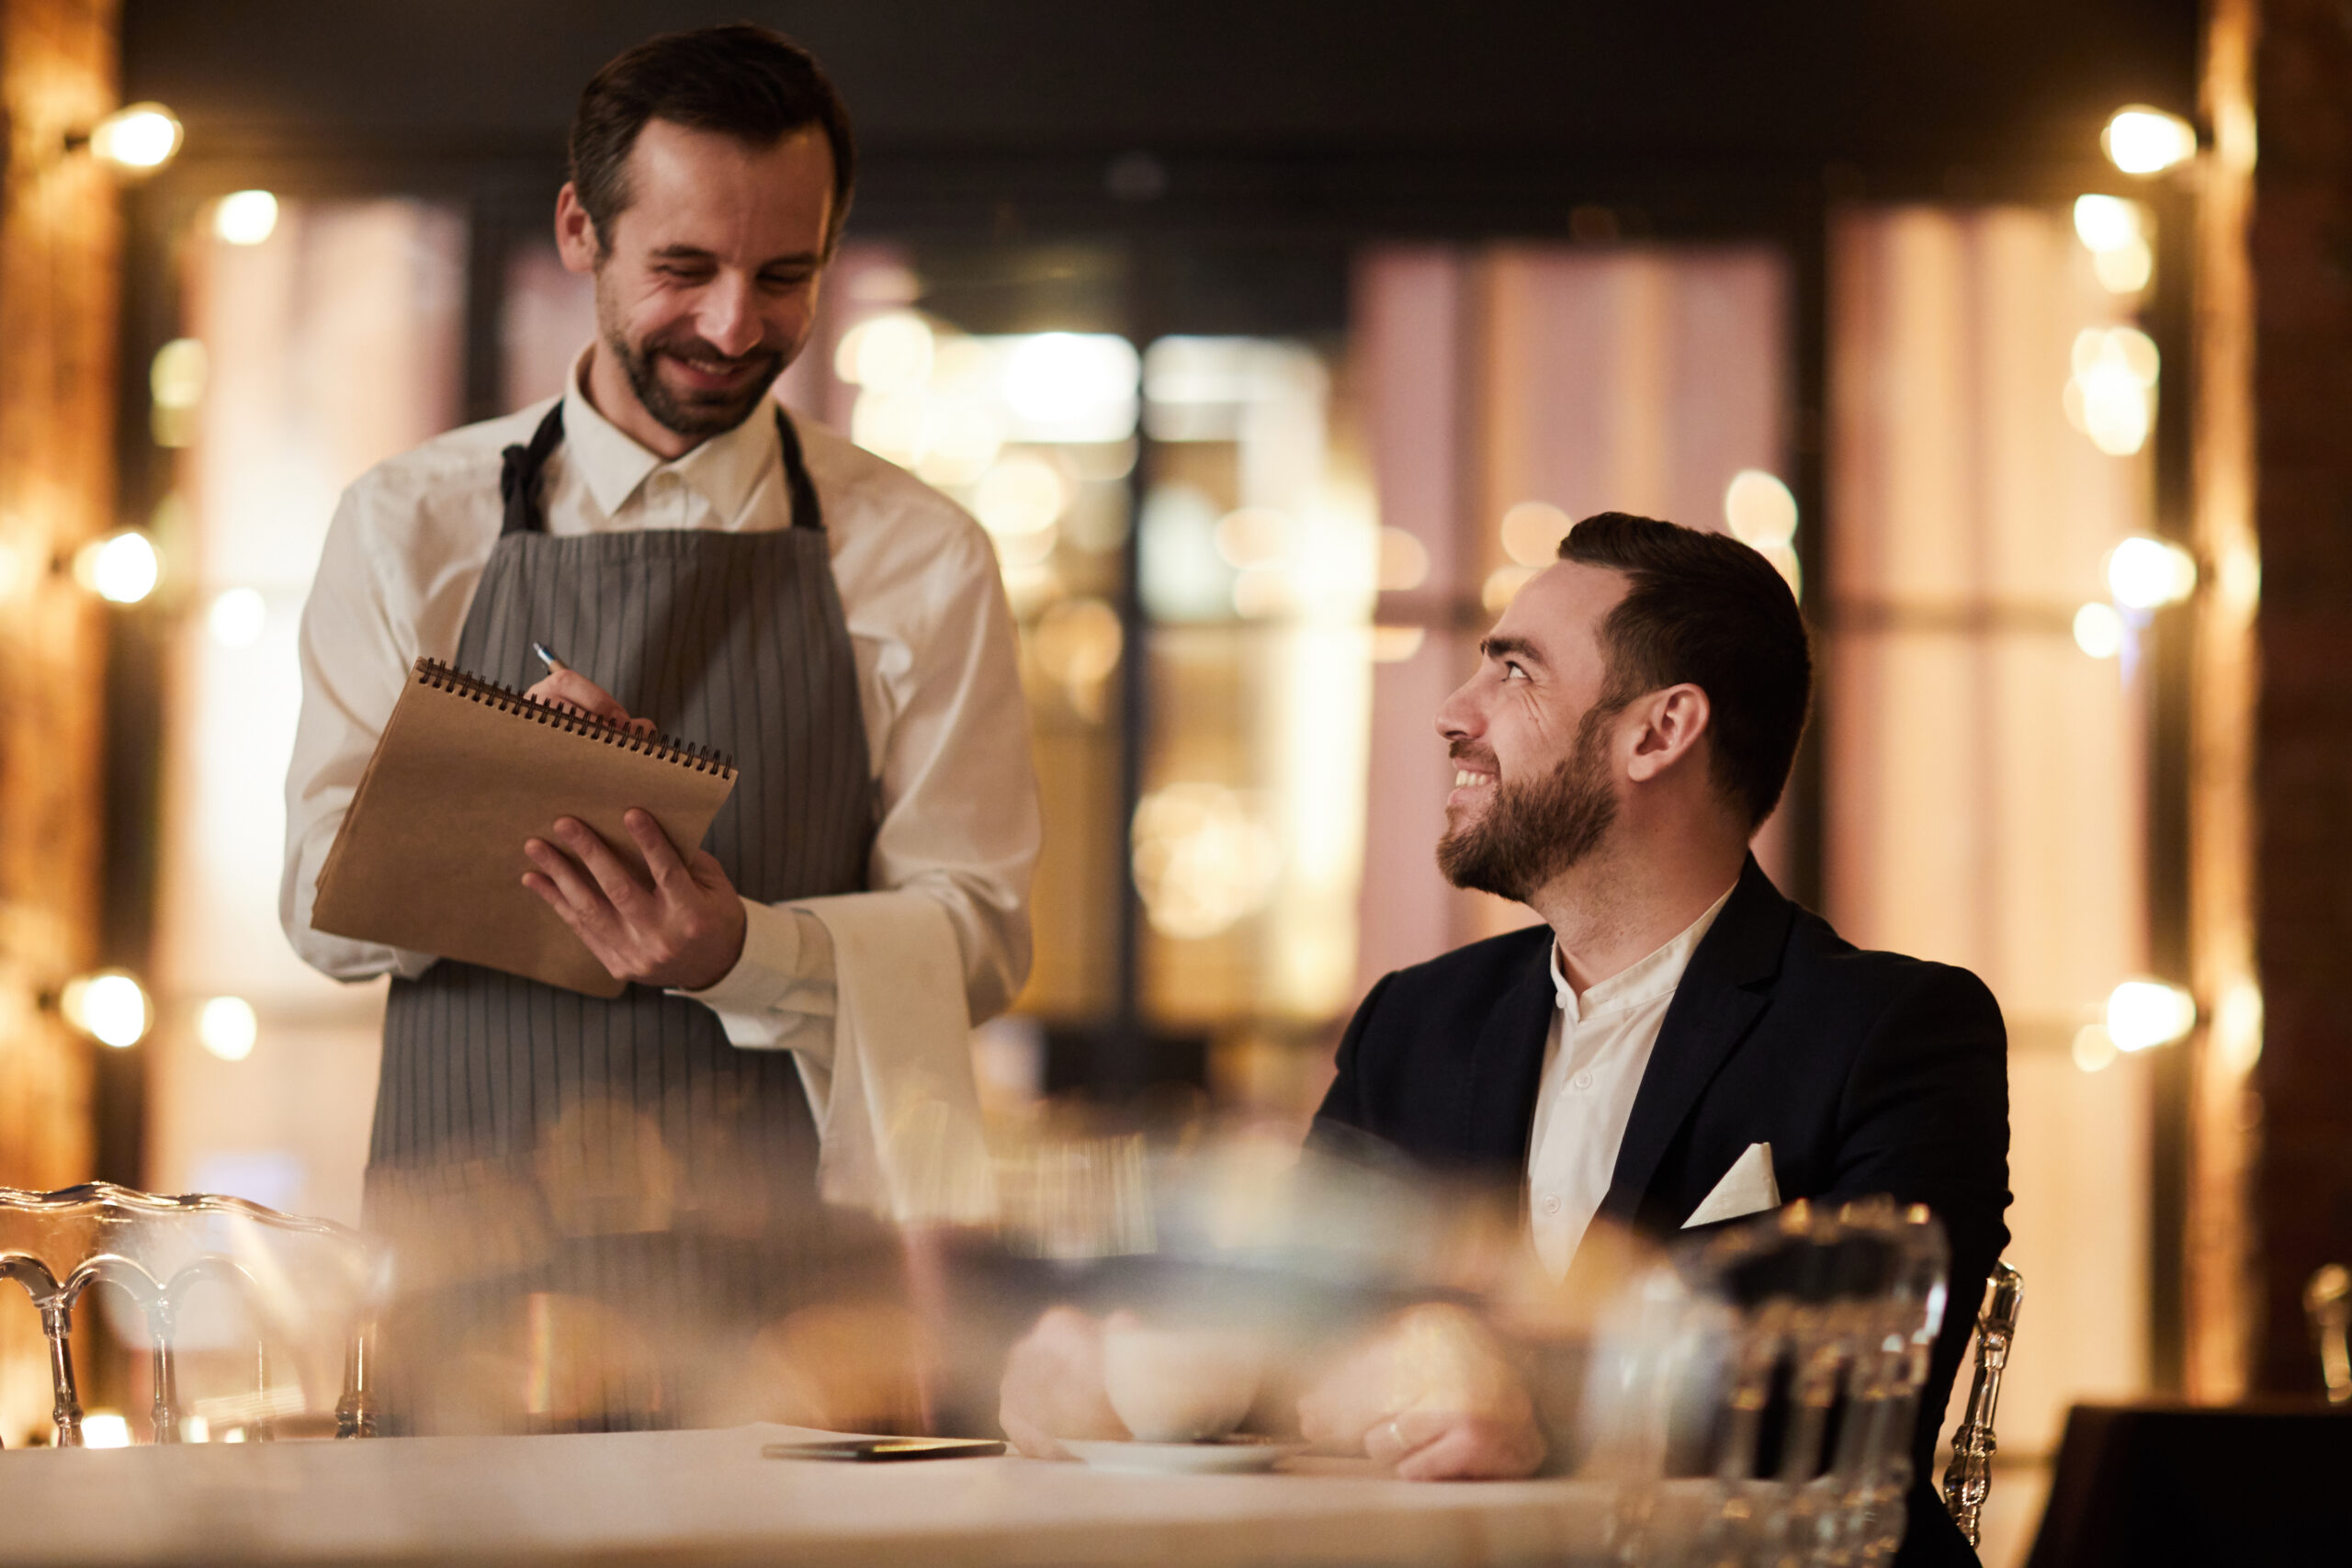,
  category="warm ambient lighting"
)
[2064,327,2159,457]
[208,587,266,648]
[2107,978,2197,1052]
[1498,501,1571,569]
[2106,536,2198,611]
[60,971,152,1048]
[2072,1024,2119,1074]
[1723,469,1803,600]
[214,189,279,246]
[2072,195,2154,294]
[198,997,258,1062]
[79,1413,133,1449]
[73,530,161,605]
[1004,333,1140,431]
[2102,106,2198,176]
[86,103,183,172]
[2073,601,2125,659]
[834,310,934,392]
